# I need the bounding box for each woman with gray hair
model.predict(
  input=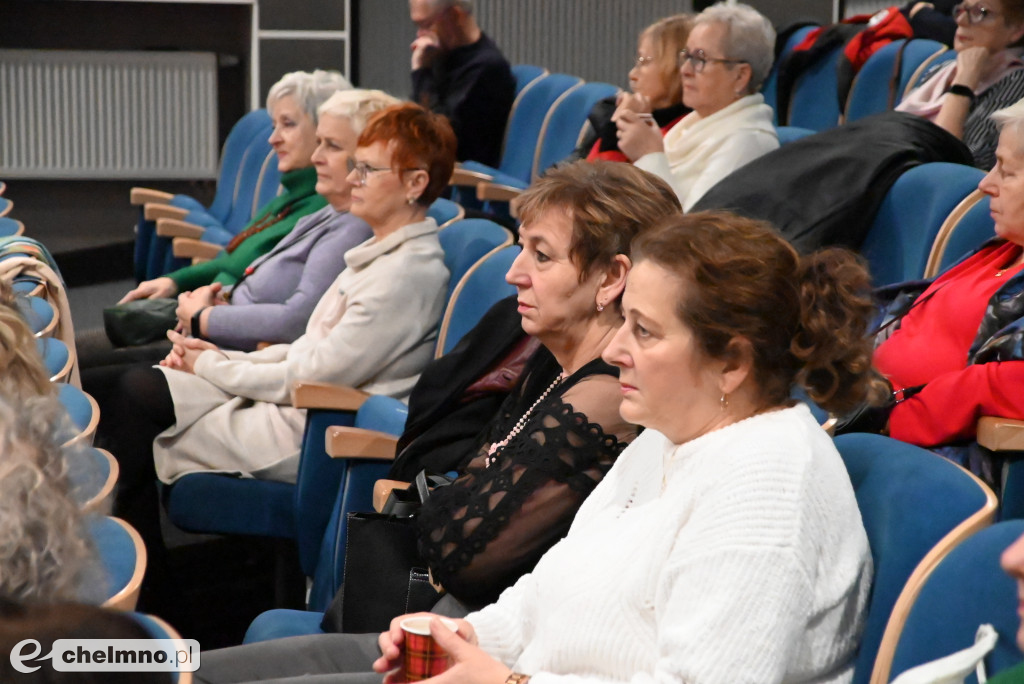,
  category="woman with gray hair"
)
[118,69,352,305]
[615,2,778,211]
